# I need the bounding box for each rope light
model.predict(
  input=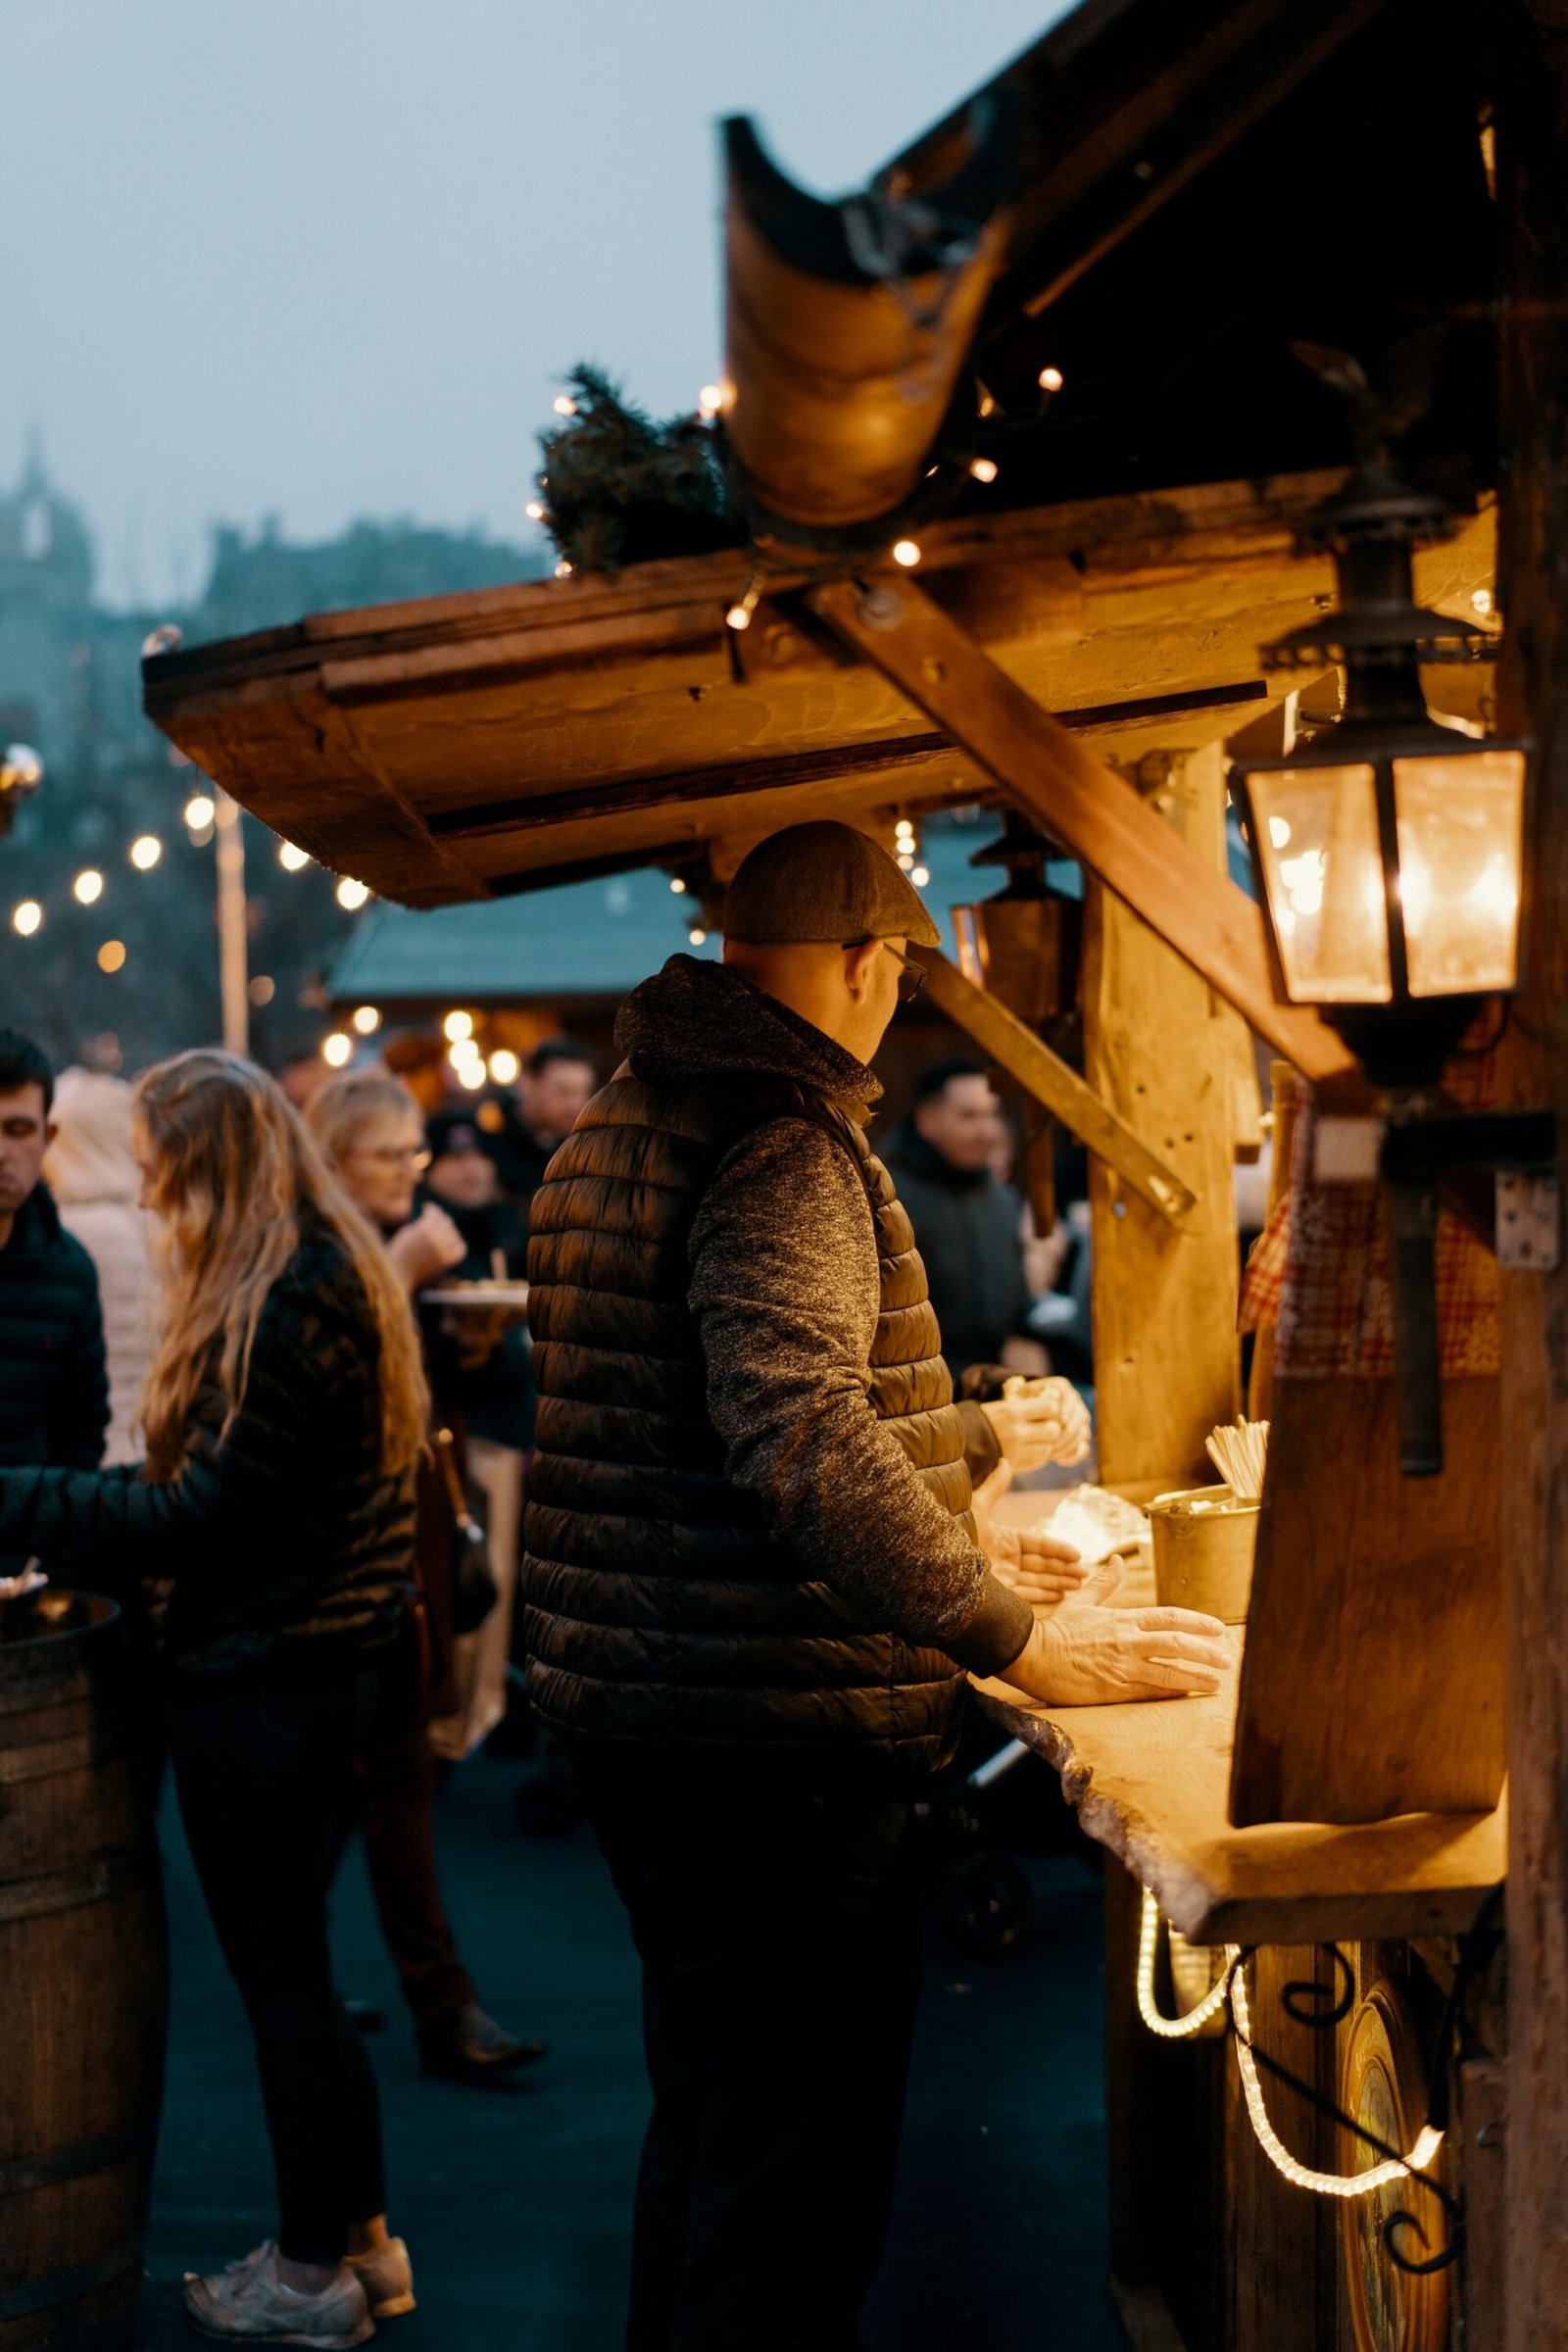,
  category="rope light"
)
[1136,1888,1234,2039]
